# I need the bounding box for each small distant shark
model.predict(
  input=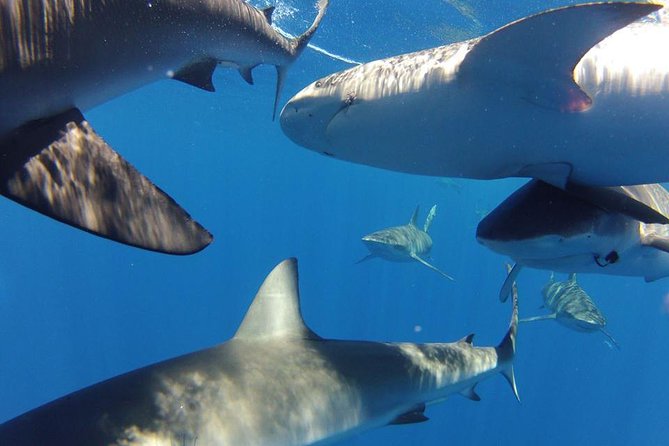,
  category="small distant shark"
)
[280,3,669,218]
[0,258,519,445]
[359,205,455,280]
[521,273,619,349]
[476,180,669,300]
[0,0,329,254]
